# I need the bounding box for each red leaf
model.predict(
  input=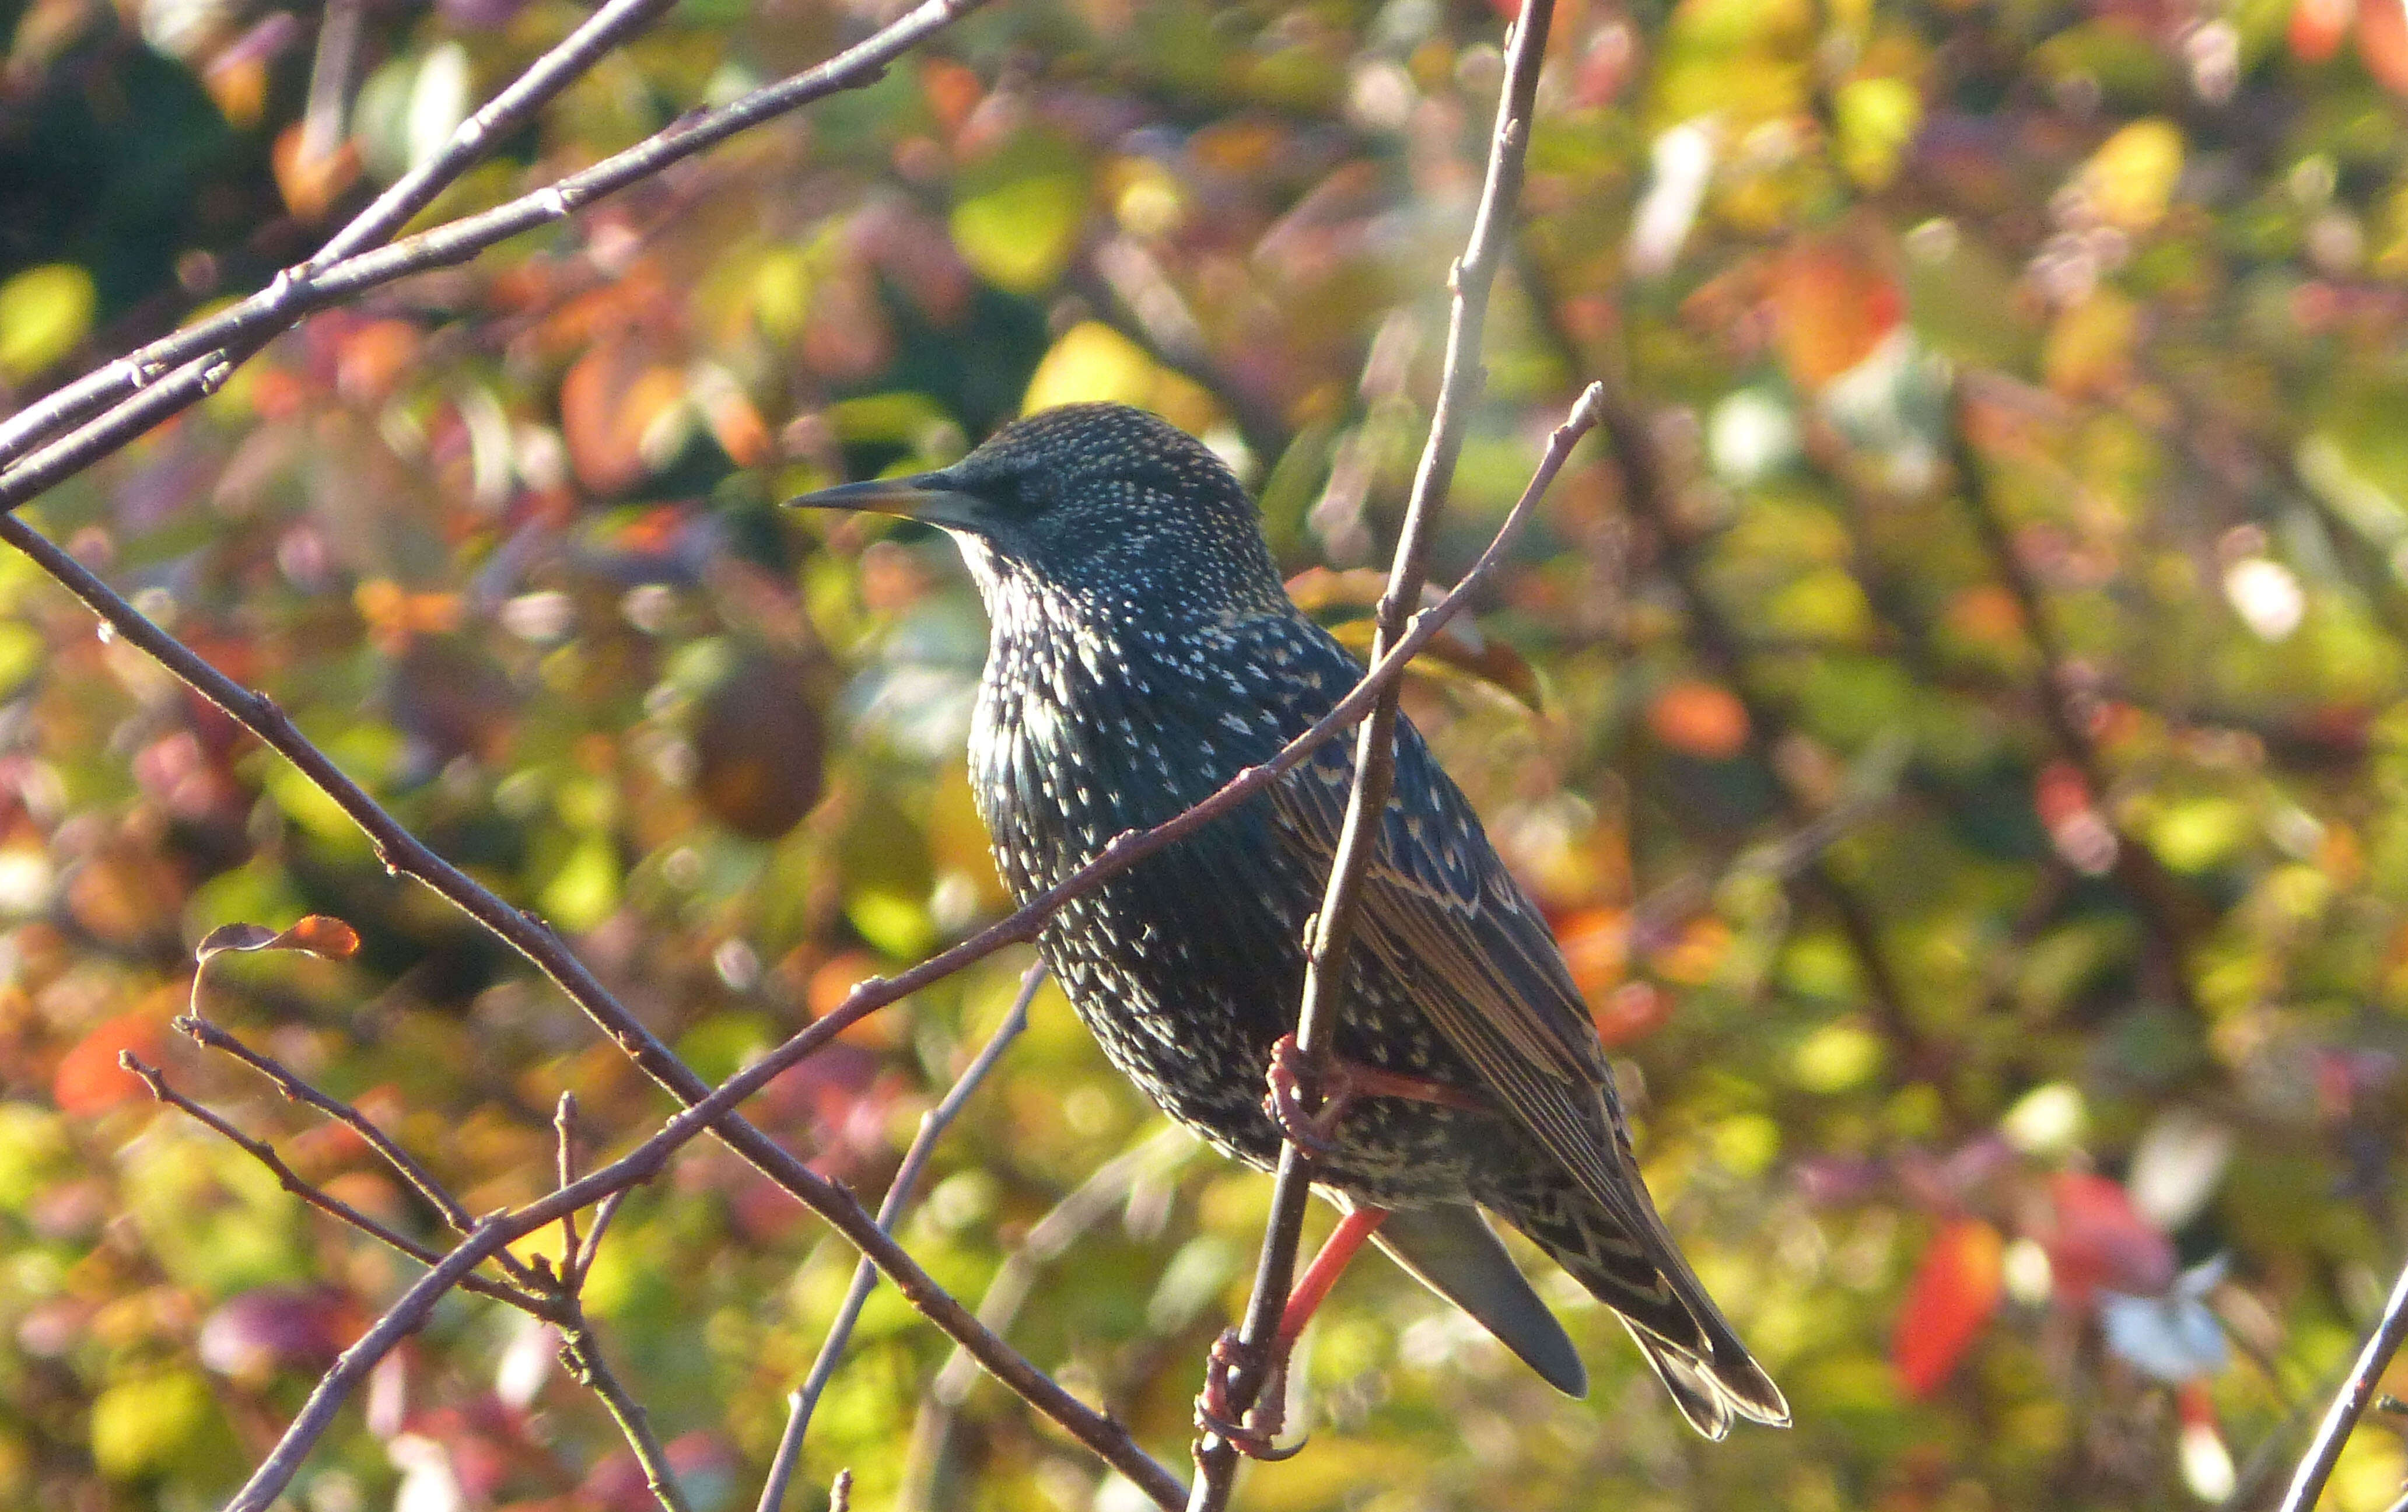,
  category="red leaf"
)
[1893,1217,2005,1398]
[54,1012,163,1115]
[2041,1171,2175,1306]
